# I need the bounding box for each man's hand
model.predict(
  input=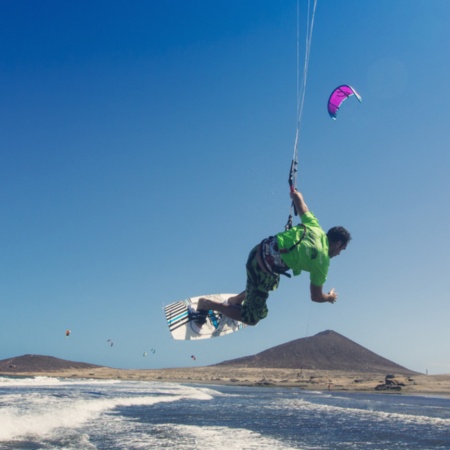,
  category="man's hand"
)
[310,284,338,304]
[326,288,338,304]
